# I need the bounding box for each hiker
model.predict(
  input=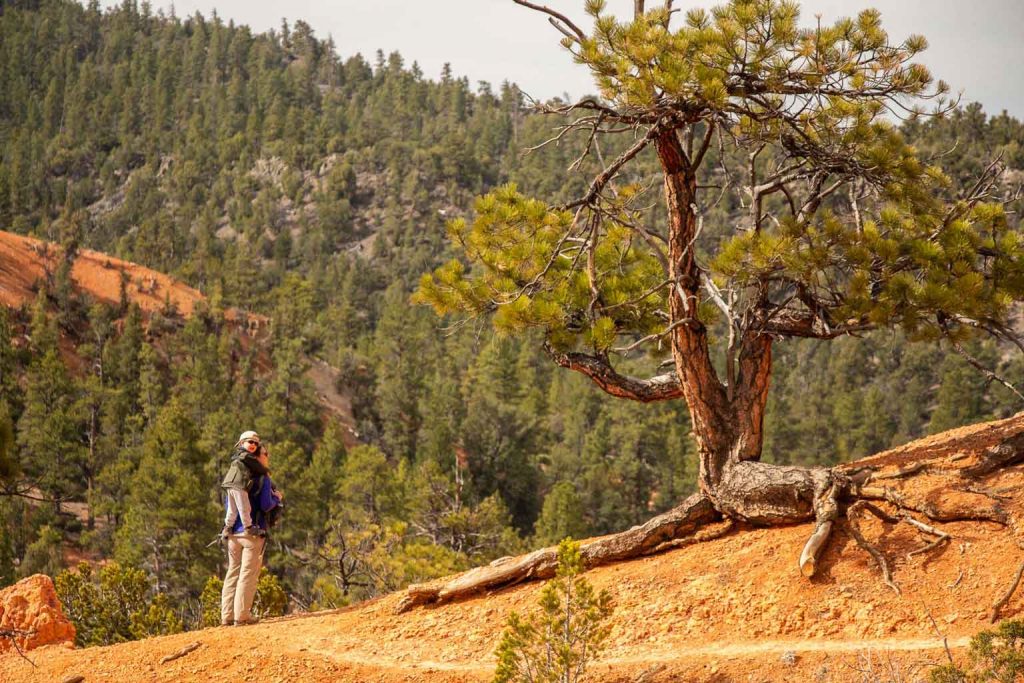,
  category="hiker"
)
[220,434,282,627]
[221,430,269,537]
